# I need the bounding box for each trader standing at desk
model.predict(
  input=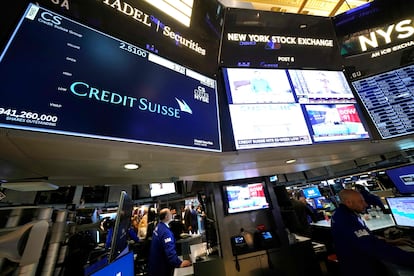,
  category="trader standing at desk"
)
[148,208,191,276]
[331,189,414,276]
